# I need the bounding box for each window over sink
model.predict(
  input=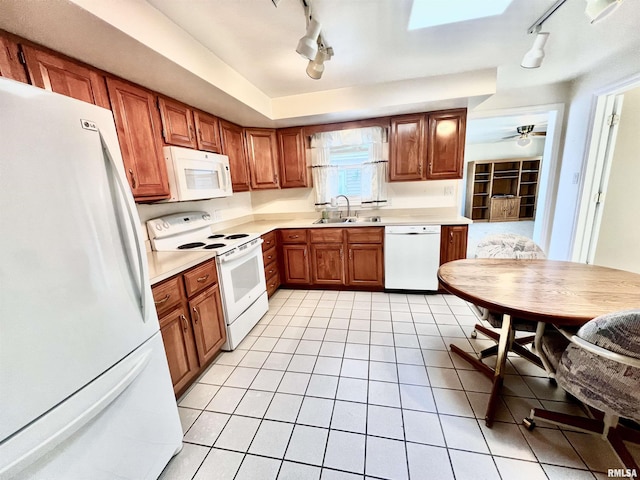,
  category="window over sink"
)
[310,126,388,209]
